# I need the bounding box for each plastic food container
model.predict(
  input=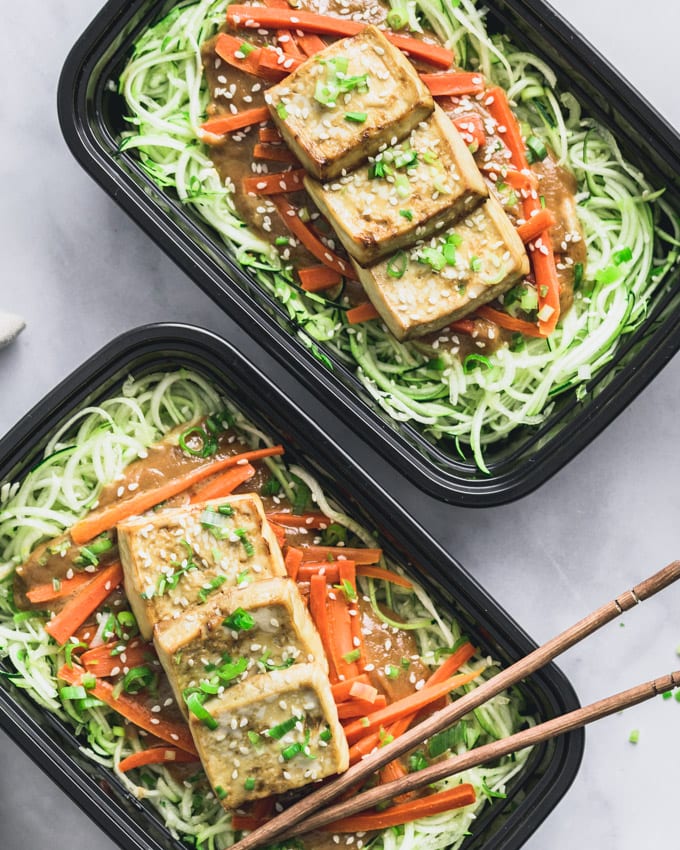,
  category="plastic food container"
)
[0,324,582,850]
[57,1,680,505]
